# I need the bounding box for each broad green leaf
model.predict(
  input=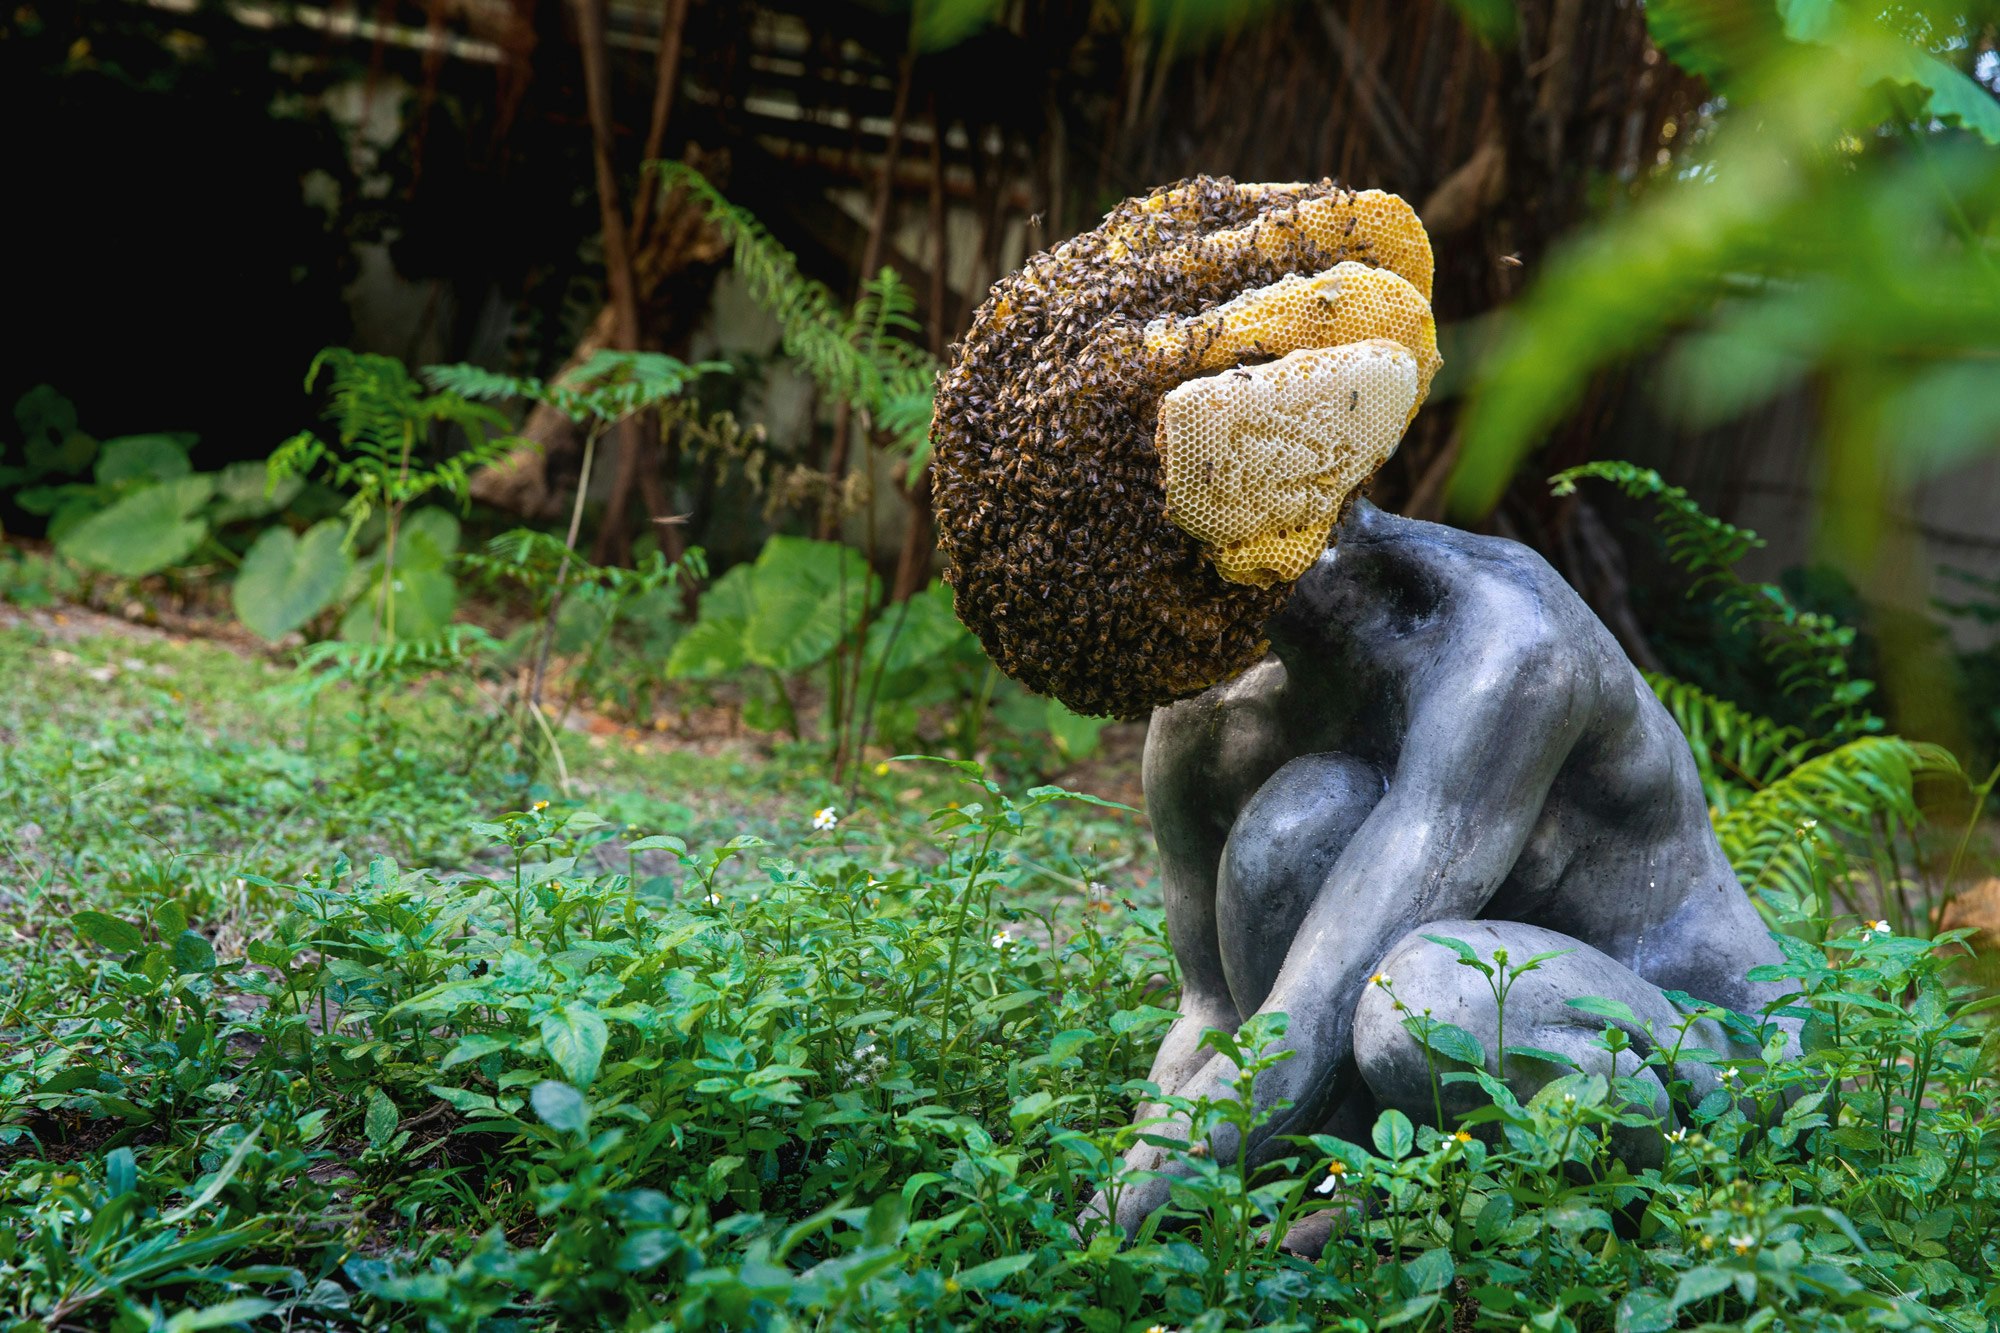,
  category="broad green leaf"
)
[399,506,462,559]
[1670,1264,1735,1312]
[339,562,457,643]
[862,581,969,676]
[72,910,145,953]
[1372,1108,1415,1160]
[211,460,302,523]
[234,520,352,642]
[1407,1017,1487,1070]
[365,1087,399,1148]
[154,900,189,938]
[95,434,194,486]
[953,1253,1036,1291]
[666,563,755,679]
[1377,1295,1443,1329]
[1404,1246,1455,1294]
[1566,995,1641,1025]
[531,1080,590,1135]
[1642,0,1782,87]
[170,930,217,974]
[743,536,877,673]
[540,1003,610,1087]
[57,475,215,576]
